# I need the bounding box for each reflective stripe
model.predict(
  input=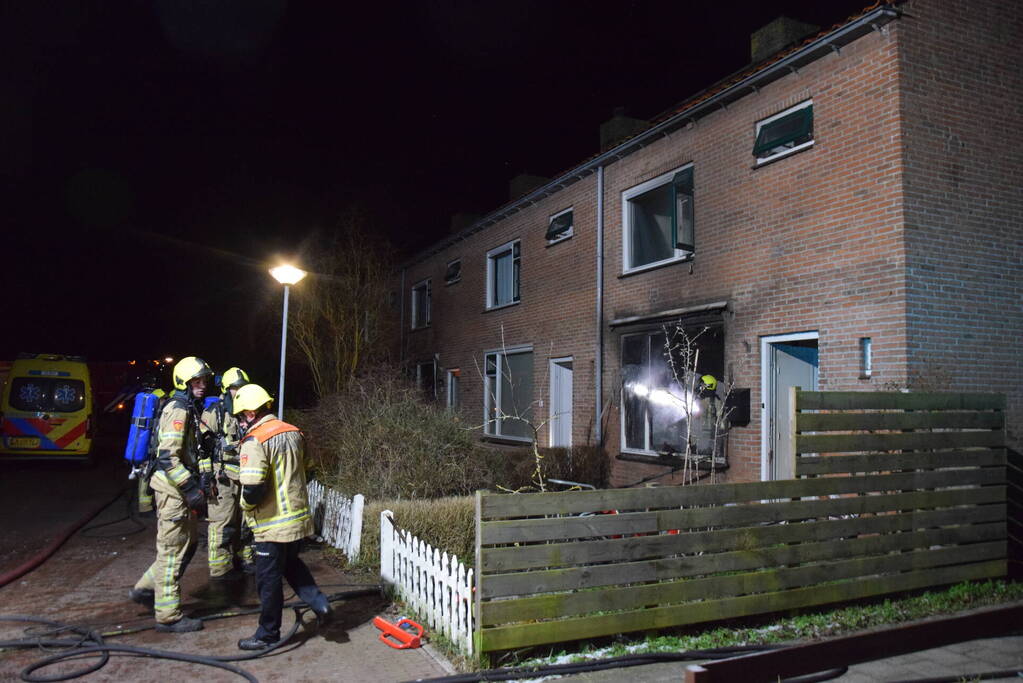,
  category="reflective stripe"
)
[158,432,184,441]
[249,508,310,531]
[240,468,267,478]
[167,464,190,485]
[273,453,289,514]
[224,463,240,475]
